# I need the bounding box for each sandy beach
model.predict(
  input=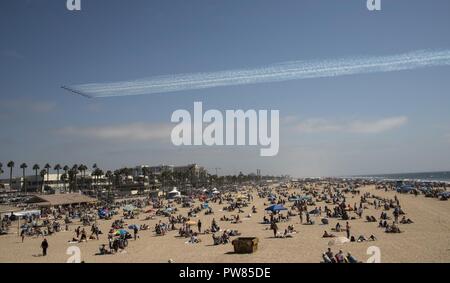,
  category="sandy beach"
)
[0,184,449,263]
